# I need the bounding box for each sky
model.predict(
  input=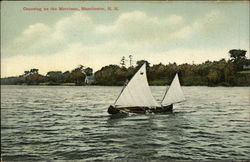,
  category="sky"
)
[1,1,249,77]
